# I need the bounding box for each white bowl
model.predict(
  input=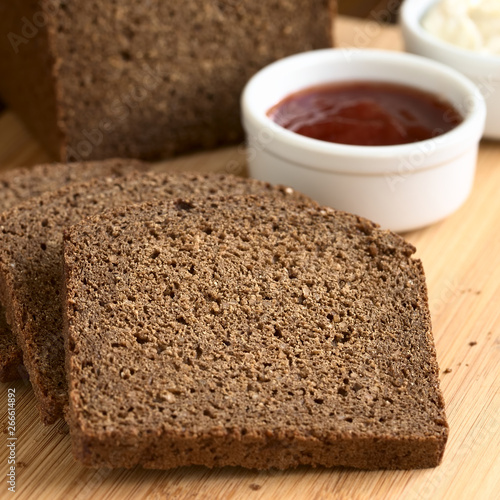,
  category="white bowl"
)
[241,49,486,232]
[401,0,500,140]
